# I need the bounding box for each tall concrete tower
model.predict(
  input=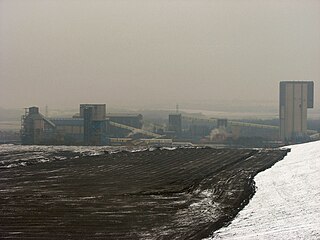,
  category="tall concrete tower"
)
[168,114,182,137]
[279,81,314,142]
